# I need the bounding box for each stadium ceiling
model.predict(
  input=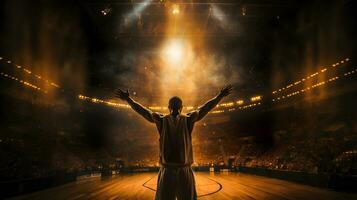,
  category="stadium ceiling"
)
[77,0,297,38]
